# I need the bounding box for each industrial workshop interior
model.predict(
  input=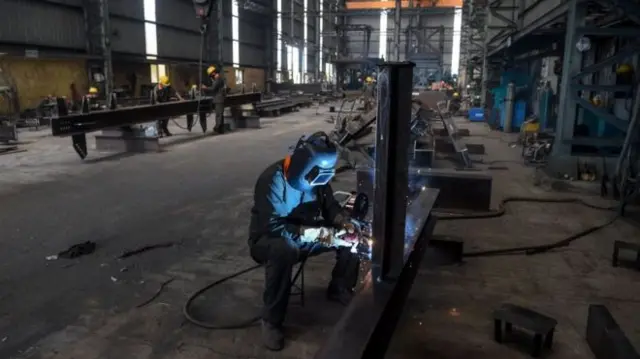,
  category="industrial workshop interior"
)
[2,0,640,357]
